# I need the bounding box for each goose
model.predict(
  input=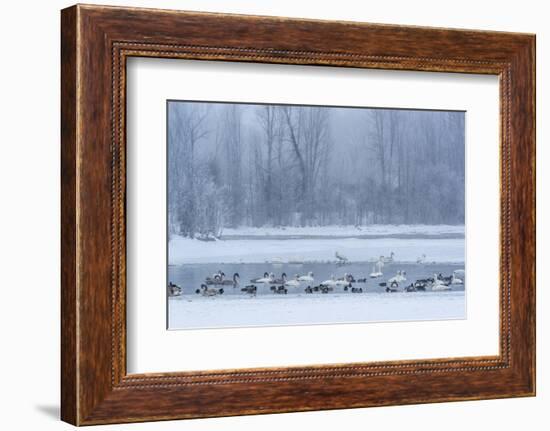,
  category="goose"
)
[241,285,257,295]
[168,282,182,297]
[416,254,427,264]
[219,272,240,286]
[284,275,301,287]
[388,270,407,283]
[297,272,314,282]
[380,252,395,264]
[195,284,224,296]
[251,272,272,283]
